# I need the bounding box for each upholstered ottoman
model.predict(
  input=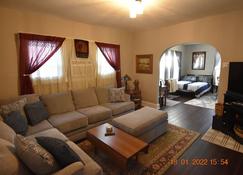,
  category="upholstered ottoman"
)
[112,106,168,143]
